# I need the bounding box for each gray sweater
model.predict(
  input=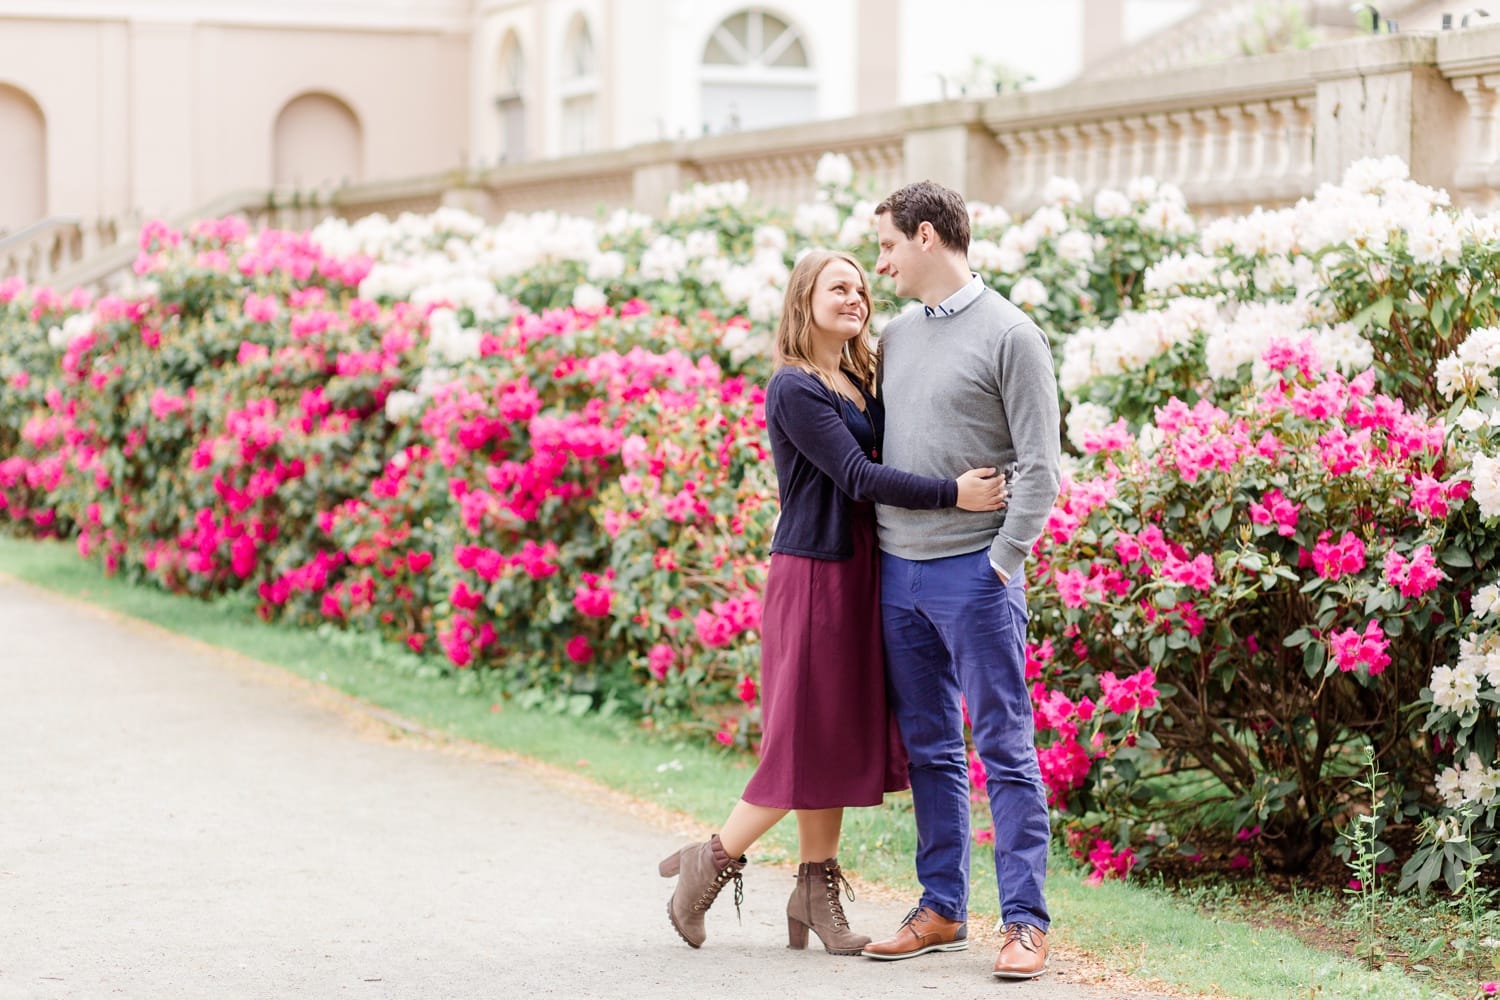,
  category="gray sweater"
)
[875,288,1062,579]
